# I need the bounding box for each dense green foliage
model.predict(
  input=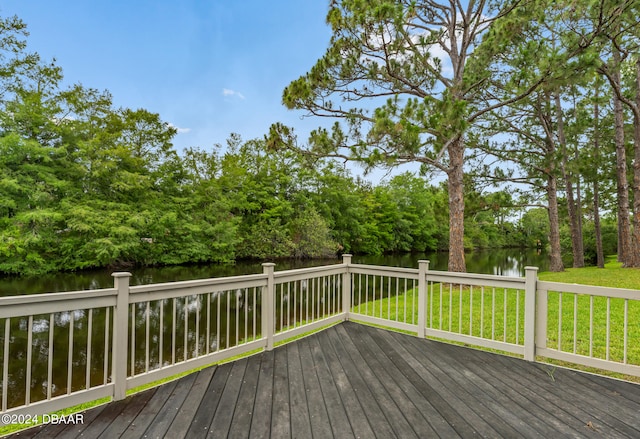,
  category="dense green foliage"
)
[0,104,539,276]
[0,105,531,275]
